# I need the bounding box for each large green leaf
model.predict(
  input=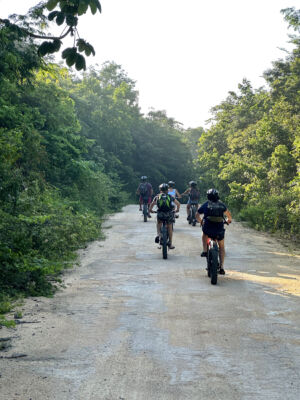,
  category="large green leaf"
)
[75,54,86,71]
[62,47,77,59]
[46,0,59,11]
[56,12,65,26]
